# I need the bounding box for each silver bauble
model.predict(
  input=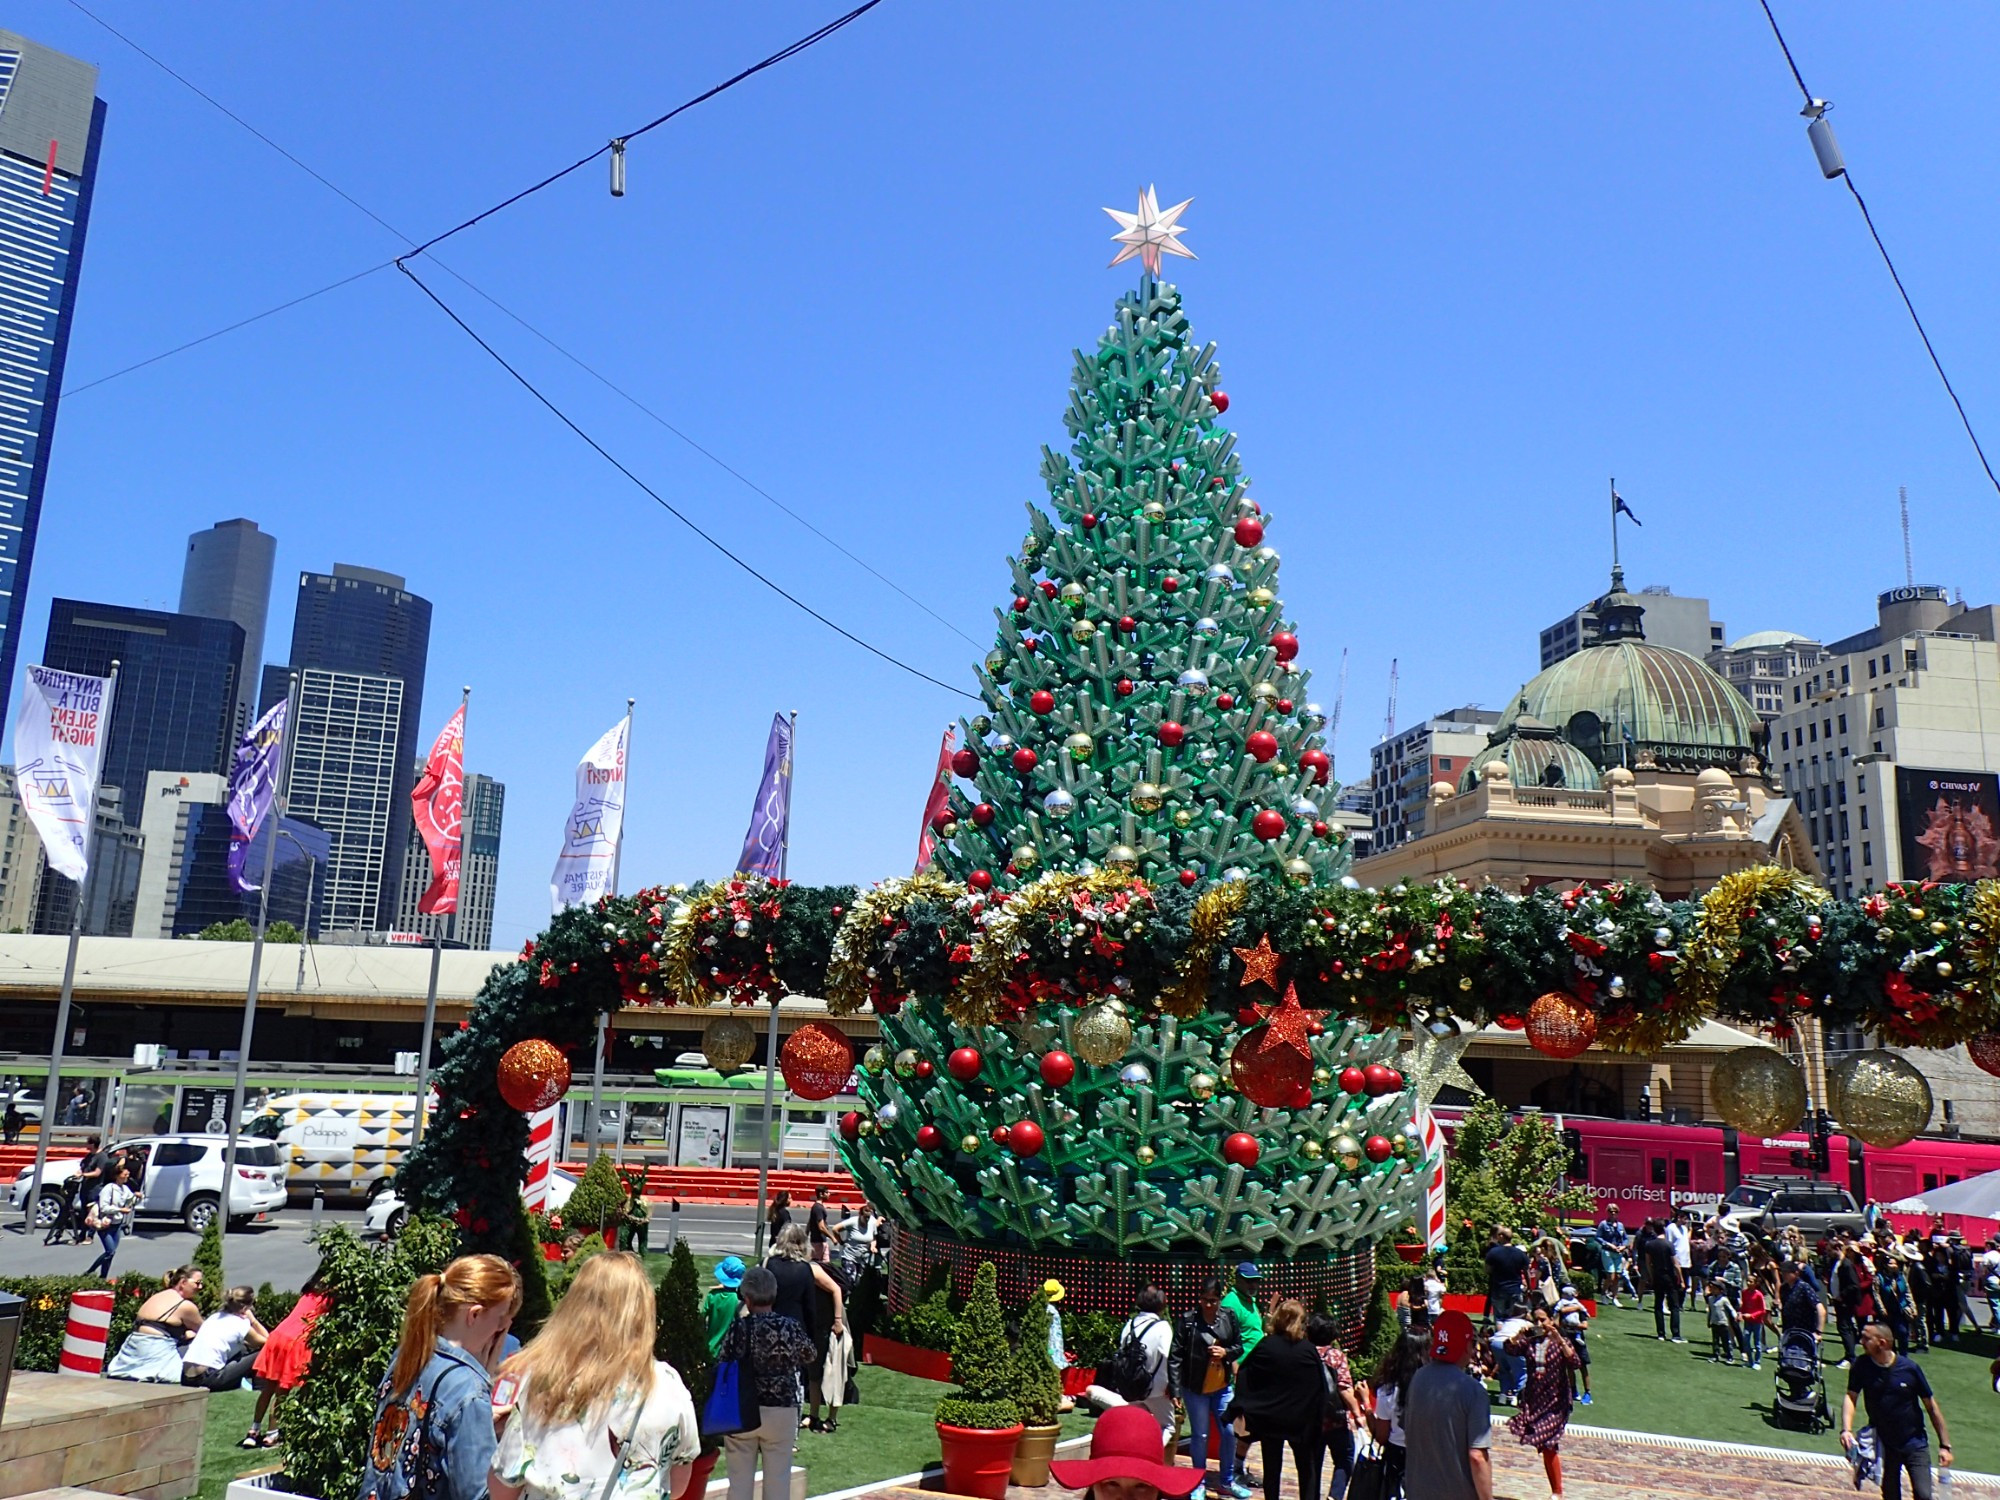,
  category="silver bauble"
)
[1120,1062,1153,1086]
[1044,788,1075,817]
